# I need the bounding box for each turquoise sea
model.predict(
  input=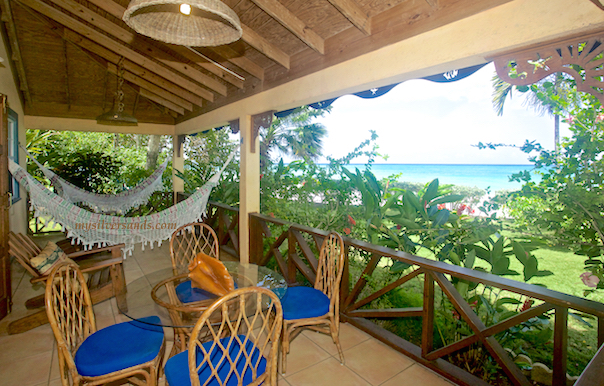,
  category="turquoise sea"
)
[340,164,537,192]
